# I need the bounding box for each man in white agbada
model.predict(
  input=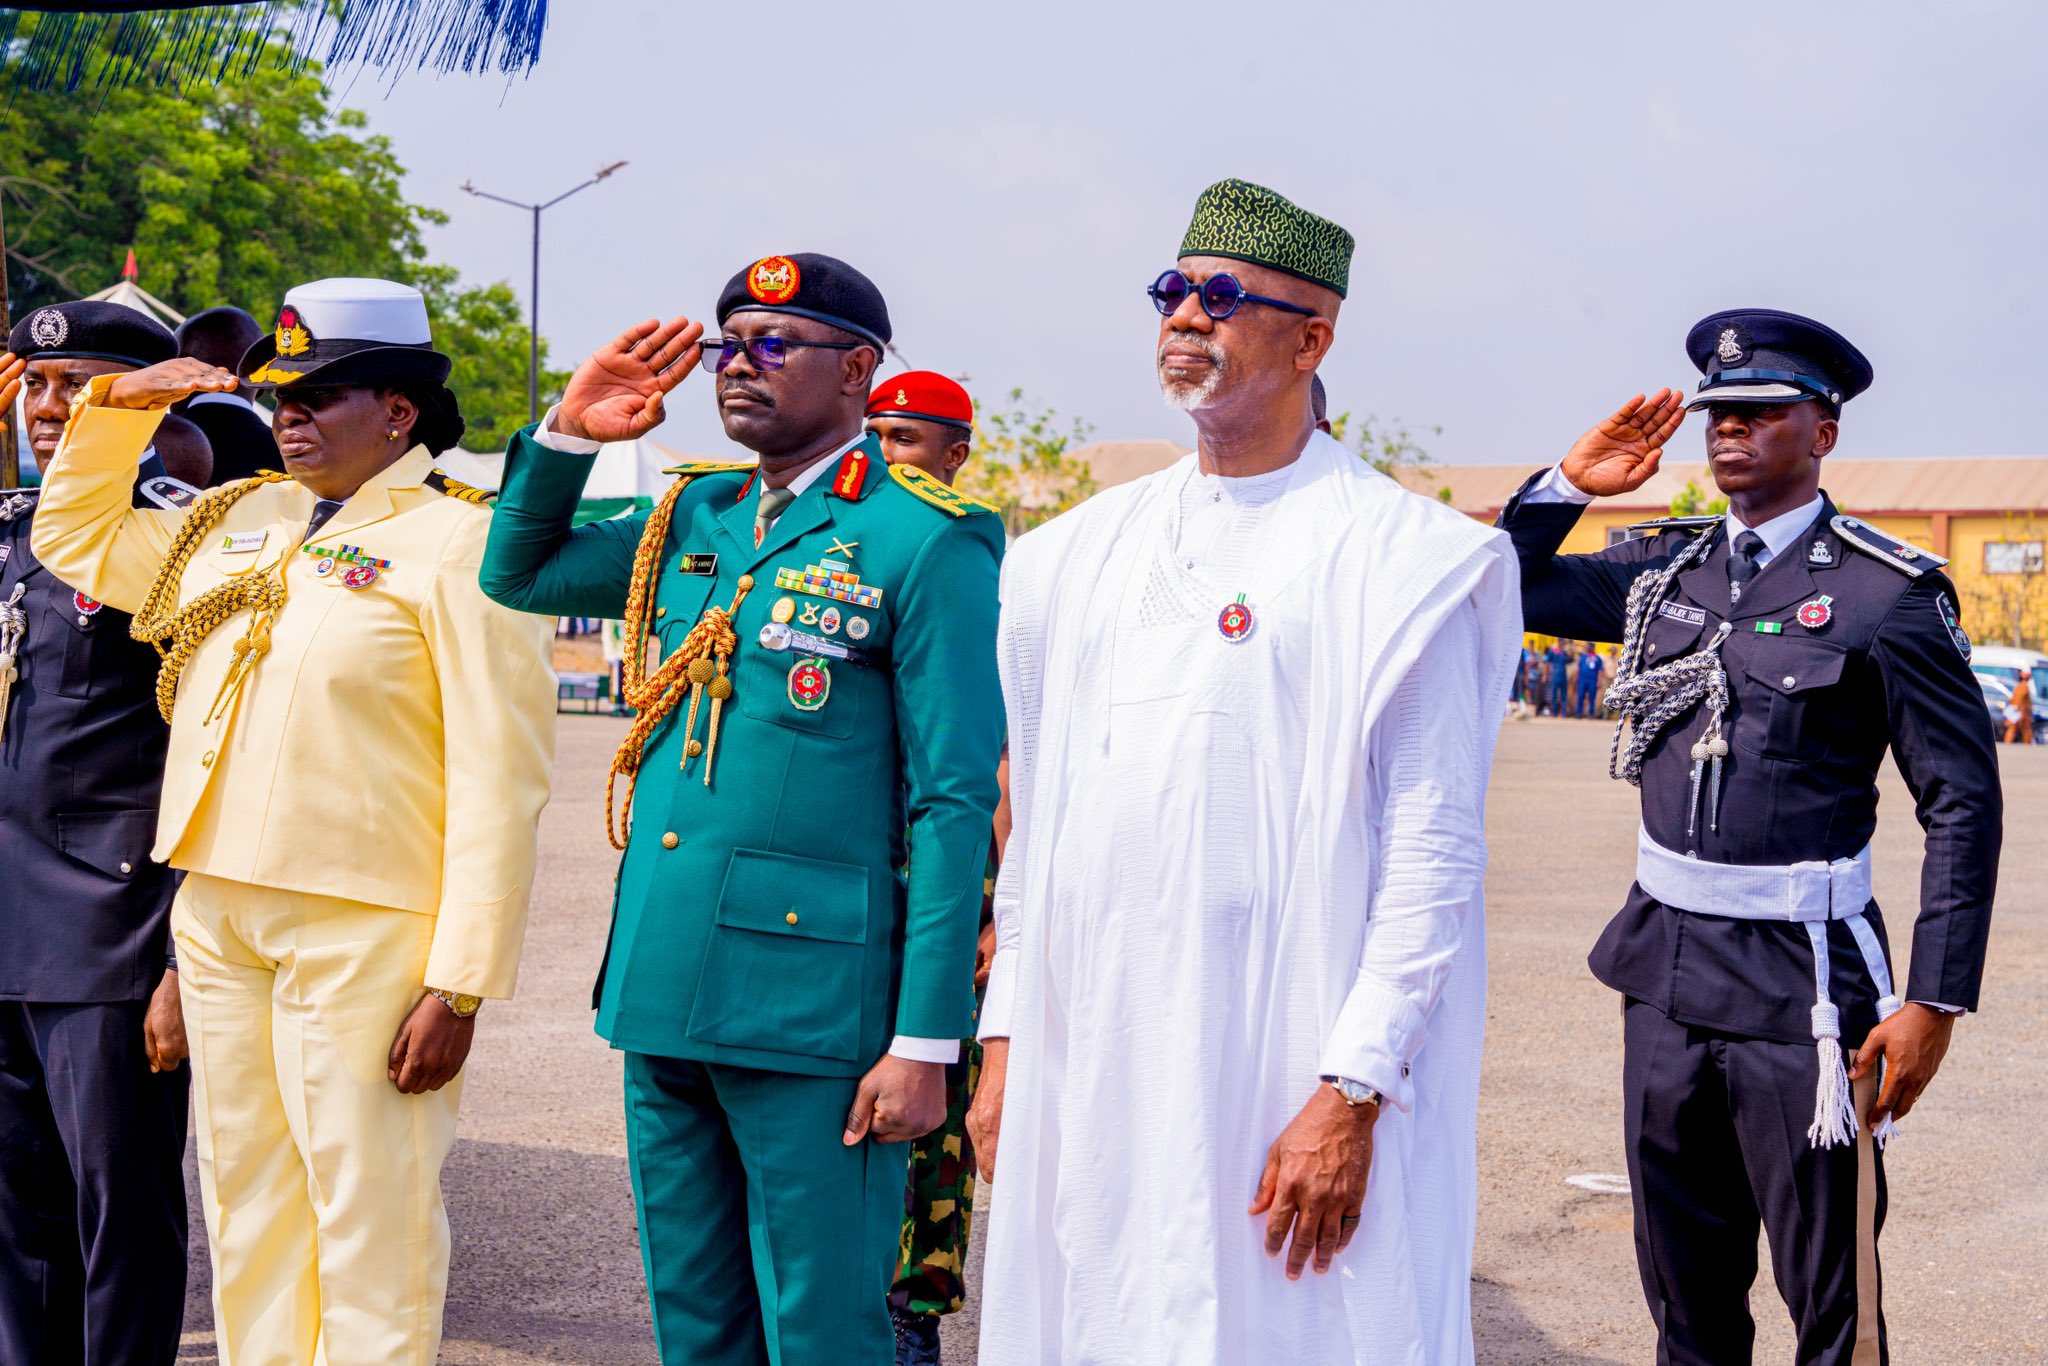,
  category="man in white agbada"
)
[966,179,1521,1365]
